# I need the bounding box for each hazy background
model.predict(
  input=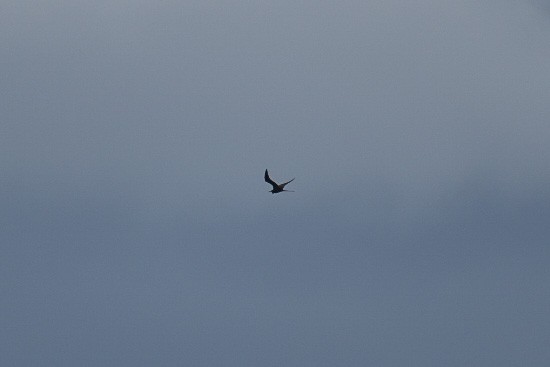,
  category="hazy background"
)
[2,1,550,365]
